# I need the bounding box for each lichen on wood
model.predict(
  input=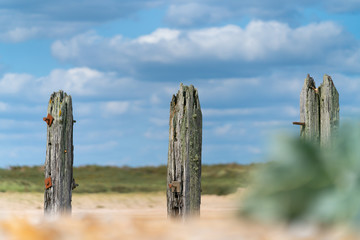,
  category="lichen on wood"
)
[167,84,202,219]
[44,90,75,215]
